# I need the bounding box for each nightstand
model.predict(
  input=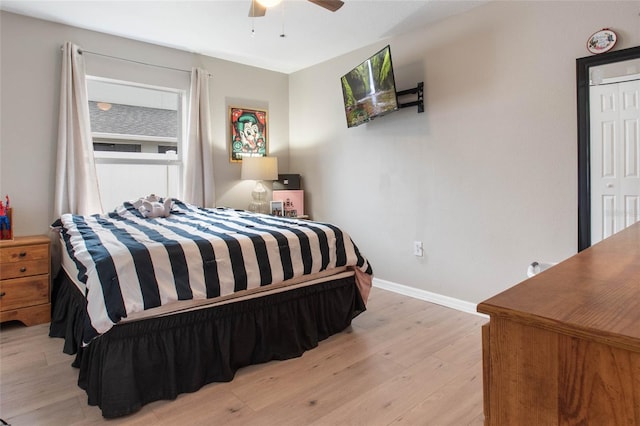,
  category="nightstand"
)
[0,235,51,326]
